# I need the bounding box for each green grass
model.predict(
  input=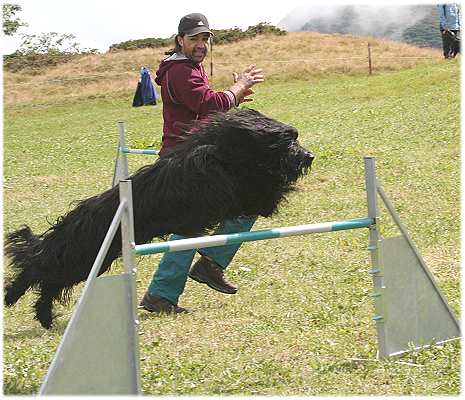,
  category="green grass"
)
[3,61,461,395]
